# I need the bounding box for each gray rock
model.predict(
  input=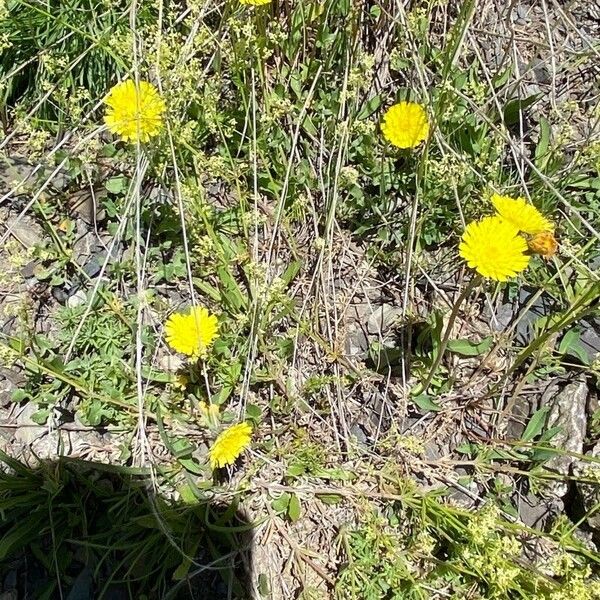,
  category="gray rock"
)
[366,304,403,336]
[488,288,558,345]
[344,325,369,358]
[542,378,588,498]
[518,493,564,529]
[66,567,93,600]
[574,442,600,533]
[0,367,25,408]
[4,216,43,248]
[67,290,87,308]
[13,402,47,446]
[344,302,403,360]
[0,156,37,195]
[579,318,600,361]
